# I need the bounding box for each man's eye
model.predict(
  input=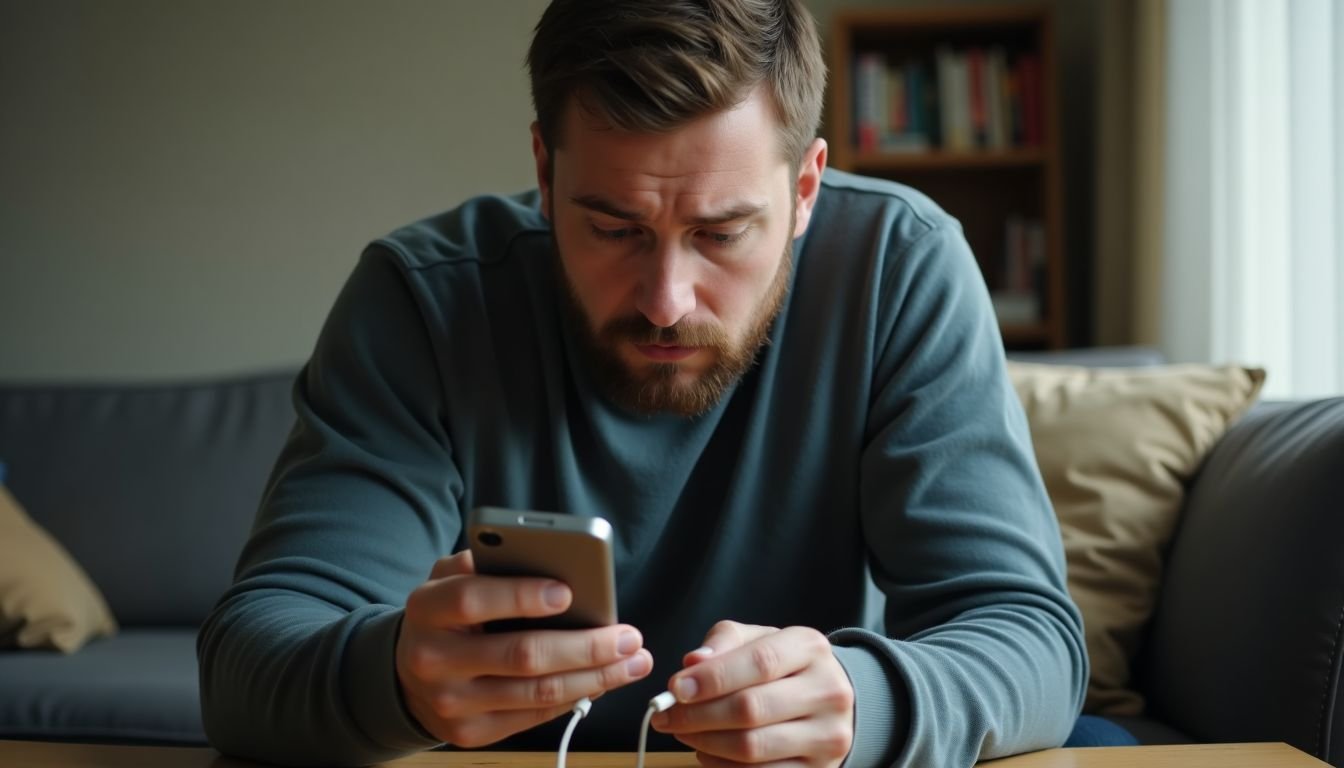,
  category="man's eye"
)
[699,229,748,247]
[591,224,637,241]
